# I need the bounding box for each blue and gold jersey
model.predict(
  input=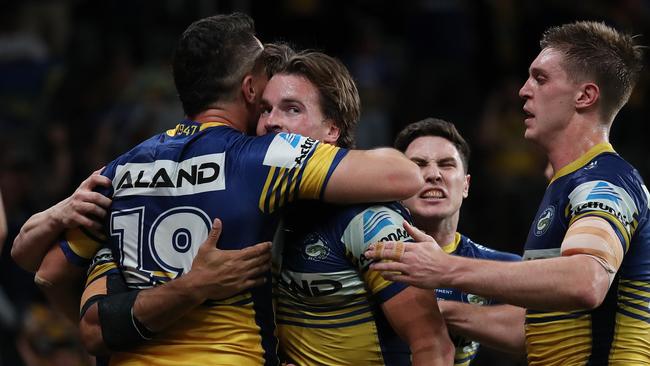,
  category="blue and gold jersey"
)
[435,233,521,366]
[62,120,348,366]
[523,143,650,366]
[274,201,413,366]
